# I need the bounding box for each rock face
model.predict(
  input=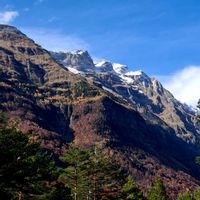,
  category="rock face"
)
[51,50,95,72]
[1,25,200,199]
[0,25,101,152]
[52,50,199,144]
